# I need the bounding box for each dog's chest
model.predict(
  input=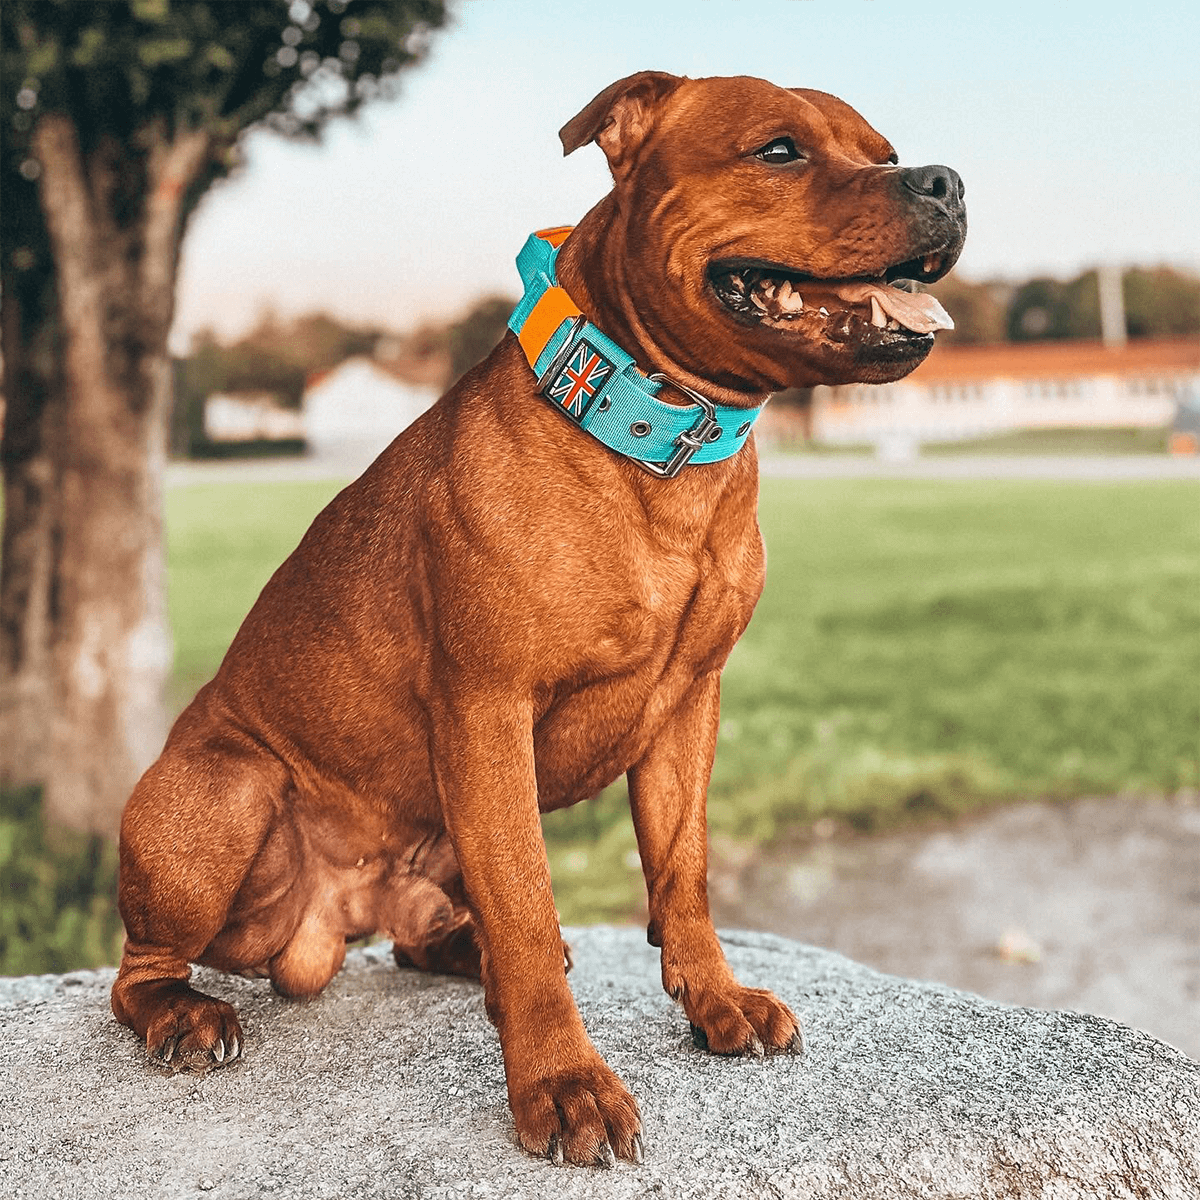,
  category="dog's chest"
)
[591,545,745,670]
[532,528,762,806]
